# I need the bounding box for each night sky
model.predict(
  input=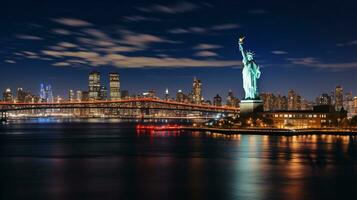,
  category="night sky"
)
[0,0,356,101]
